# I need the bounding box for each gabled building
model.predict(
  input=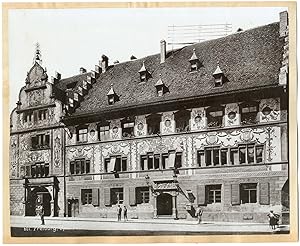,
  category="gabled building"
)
[10,11,289,223]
